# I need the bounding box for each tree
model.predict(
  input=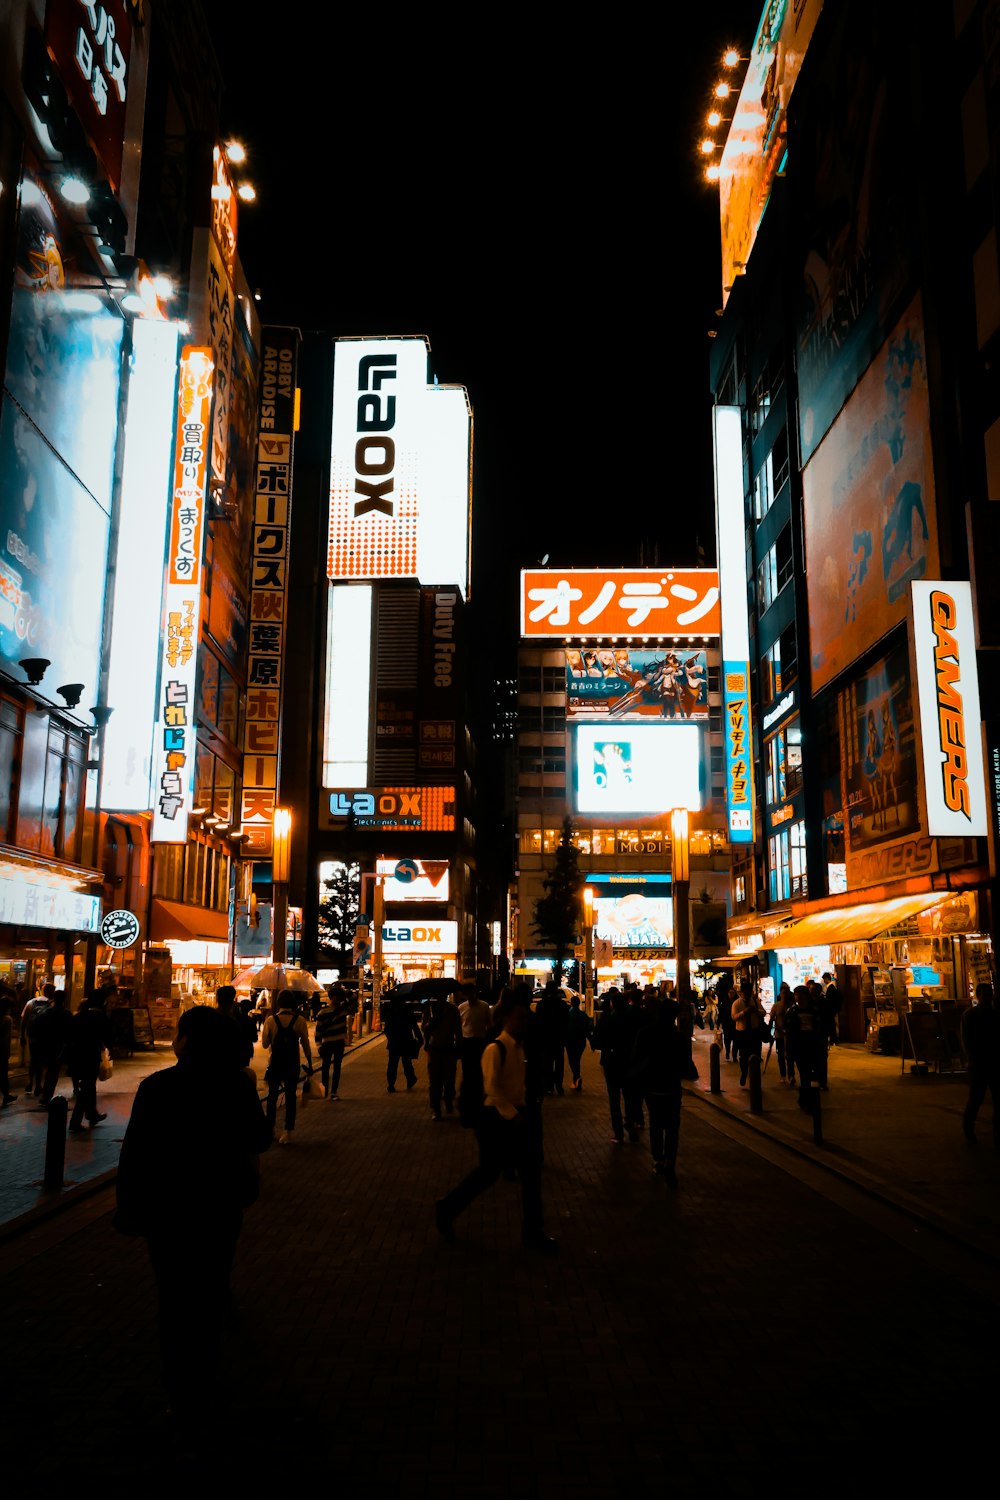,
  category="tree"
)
[317,860,361,972]
[532,816,584,982]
